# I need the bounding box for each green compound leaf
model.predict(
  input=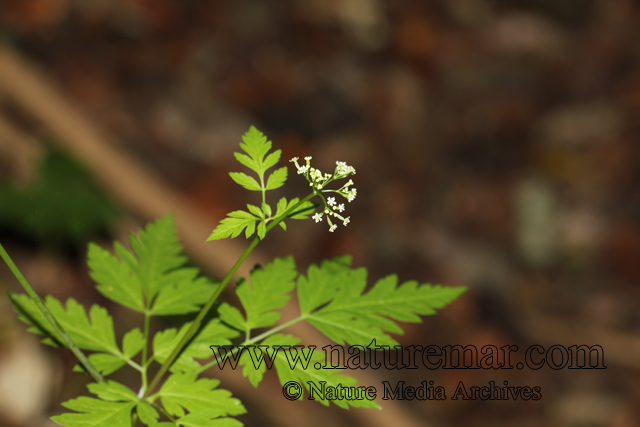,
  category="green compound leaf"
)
[298,257,466,346]
[52,398,136,427]
[153,319,239,373]
[219,257,297,333]
[228,172,261,191]
[263,334,379,409]
[158,373,246,418]
[265,167,287,190]
[210,126,289,241]
[207,210,259,241]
